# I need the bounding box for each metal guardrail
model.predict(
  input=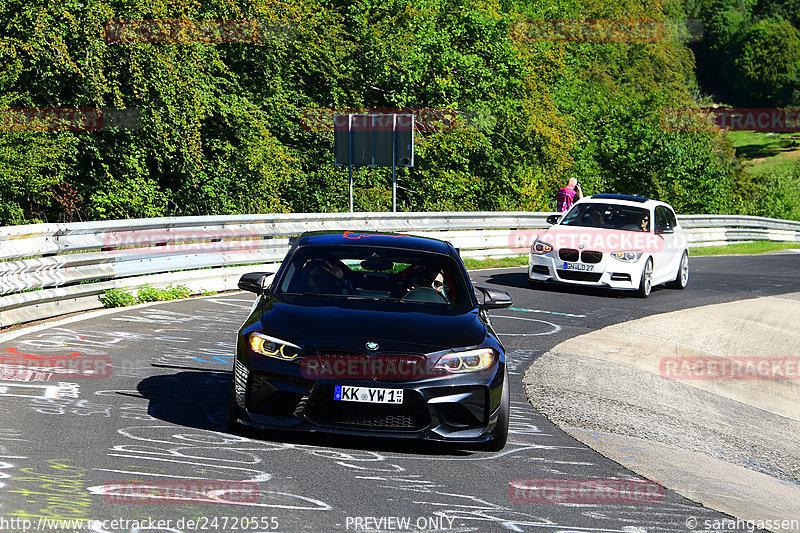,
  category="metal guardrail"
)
[1,212,799,328]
